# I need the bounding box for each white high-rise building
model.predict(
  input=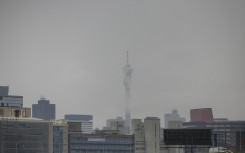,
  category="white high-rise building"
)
[131,117,161,153]
[123,51,133,134]
[164,109,185,128]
